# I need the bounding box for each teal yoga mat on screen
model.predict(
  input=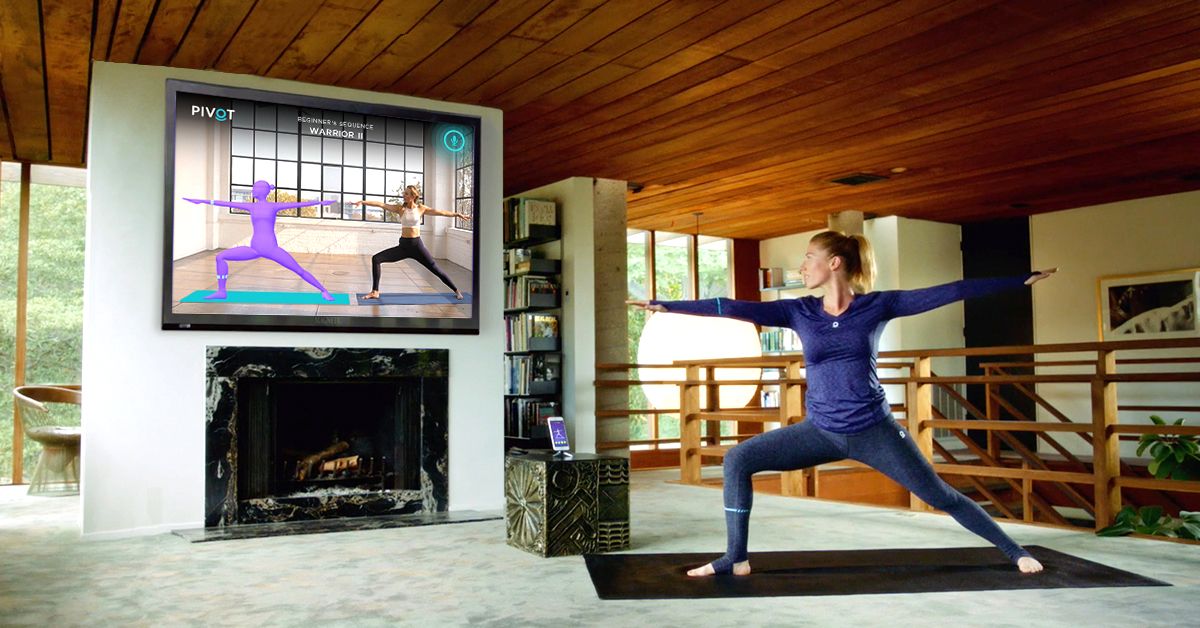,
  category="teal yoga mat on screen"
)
[180,290,351,305]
